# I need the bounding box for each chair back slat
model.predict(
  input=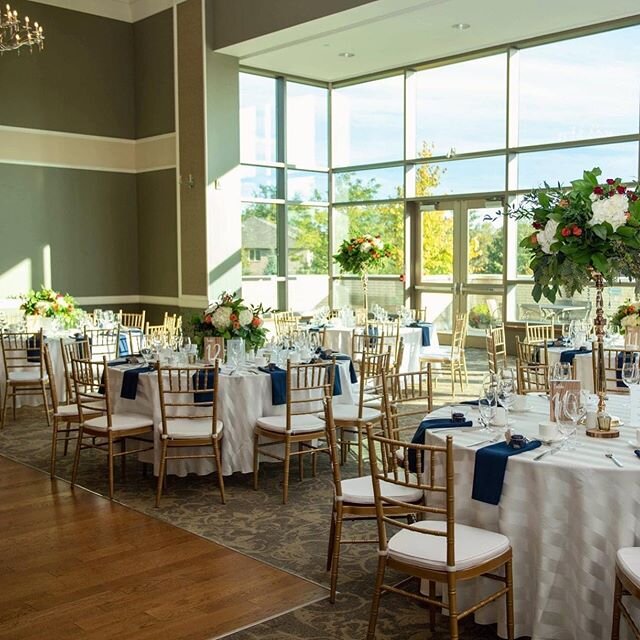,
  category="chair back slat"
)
[516,337,549,393]
[486,324,507,375]
[1,330,45,378]
[525,322,555,343]
[70,355,111,424]
[285,360,333,427]
[84,327,121,360]
[118,309,146,330]
[382,368,433,441]
[593,346,636,394]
